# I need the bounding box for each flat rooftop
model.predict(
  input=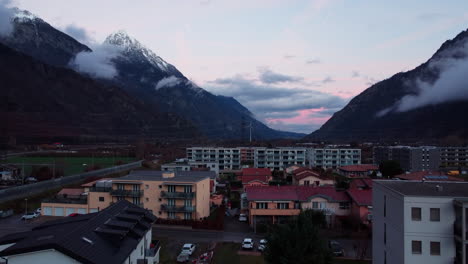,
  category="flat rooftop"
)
[118,170,214,182]
[376,180,468,197]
